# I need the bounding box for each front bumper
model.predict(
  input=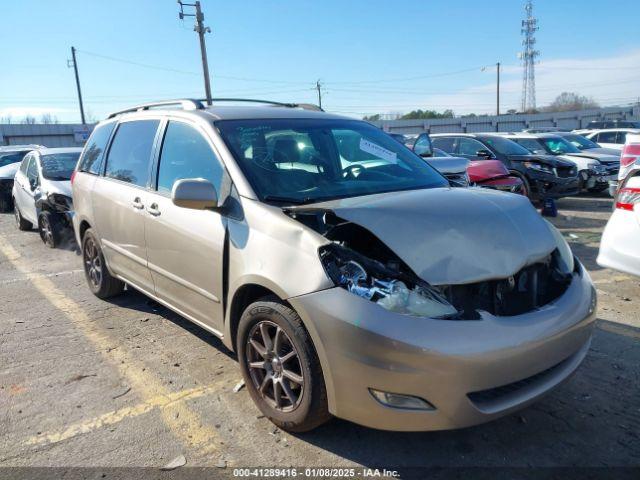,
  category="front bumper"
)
[476,177,524,194]
[597,209,640,277]
[289,262,596,431]
[527,171,579,199]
